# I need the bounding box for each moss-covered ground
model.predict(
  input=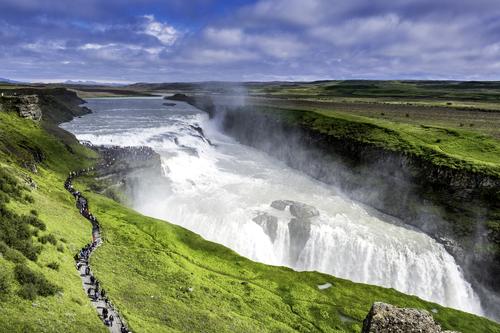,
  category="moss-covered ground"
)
[0,103,499,332]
